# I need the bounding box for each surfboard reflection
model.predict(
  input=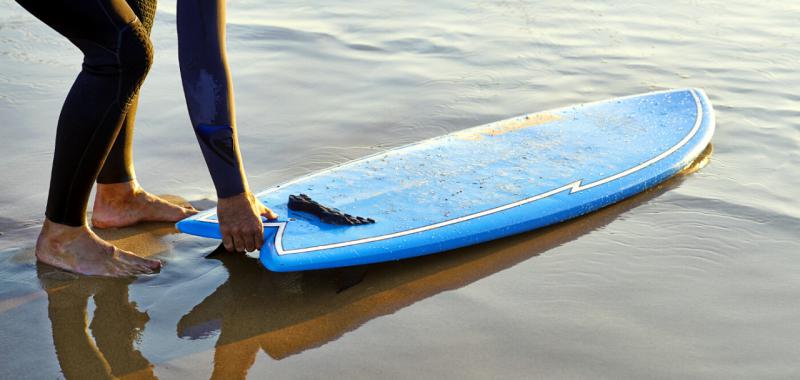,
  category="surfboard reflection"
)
[177,145,713,377]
